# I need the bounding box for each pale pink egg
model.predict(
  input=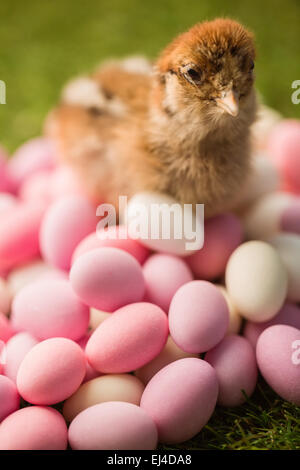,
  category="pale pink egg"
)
[7,259,66,296]
[0,201,46,271]
[205,335,257,406]
[40,195,97,271]
[0,406,68,450]
[256,325,300,405]
[0,375,20,422]
[86,302,168,373]
[68,402,158,450]
[11,279,89,341]
[244,302,300,348]
[186,213,243,280]
[0,193,17,215]
[3,332,39,383]
[0,313,14,342]
[140,358,218,444]
[70,247,145,311]
[50,165,88,200]
[72,225,150,265]
[8,137,56,192]
[19,171,53,204]
[267,120,300,193]
[143,254,193,312]
[169,281,229,353]
[17,337,86,404]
